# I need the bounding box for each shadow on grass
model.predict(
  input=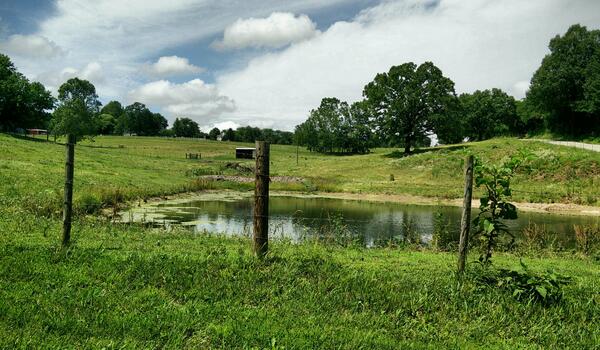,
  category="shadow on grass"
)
[7,133,52,143]
[384,144,469,158]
